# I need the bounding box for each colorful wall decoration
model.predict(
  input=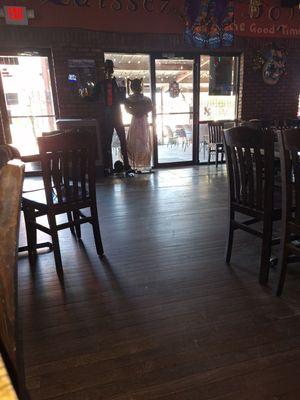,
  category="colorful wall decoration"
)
[253,44,287,85]
[183,0,234,48]
[235,0,300,39]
